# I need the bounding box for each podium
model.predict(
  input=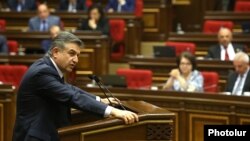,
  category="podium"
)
[59,100,175,141]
